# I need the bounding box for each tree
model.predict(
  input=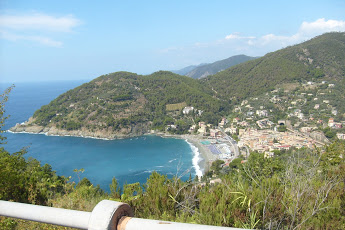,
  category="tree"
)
[109,177,121,199]
[278,125,287,132]
[325,130,336,139]
[228,157,243,169]
[0,86,13,143]
[210,160,225,175]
